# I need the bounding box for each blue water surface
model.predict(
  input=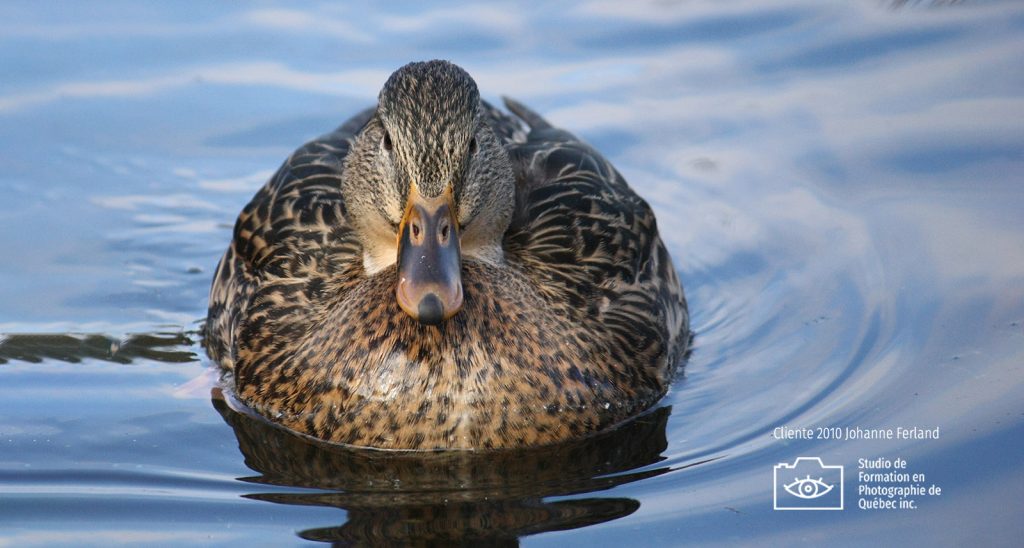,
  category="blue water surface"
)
[1,1,1023,545]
